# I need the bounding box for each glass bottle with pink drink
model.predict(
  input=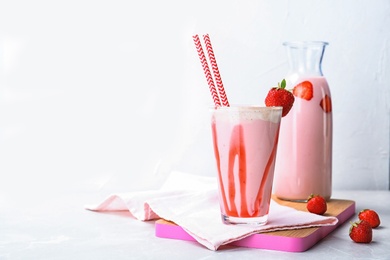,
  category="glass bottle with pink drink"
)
[273,41,332,201]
